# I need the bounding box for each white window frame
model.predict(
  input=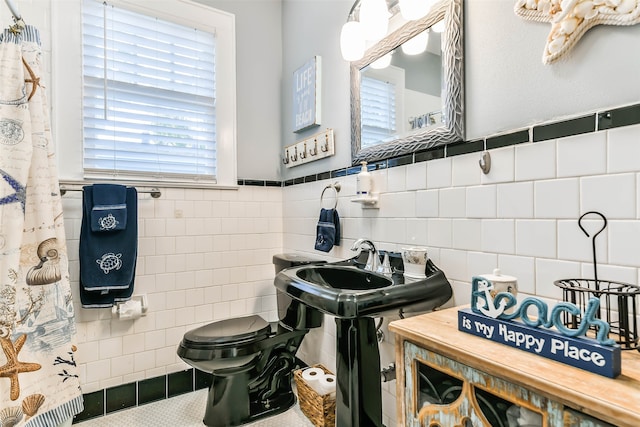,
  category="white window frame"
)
[52,0,237,187]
